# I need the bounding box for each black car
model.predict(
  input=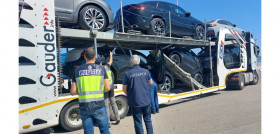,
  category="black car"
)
[164,48,203,84]
[115,1,205,40]
[63,46,167,85]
